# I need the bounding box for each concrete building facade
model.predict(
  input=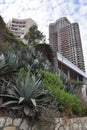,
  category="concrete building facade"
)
[7,18,36,43]
[49,17,85,72]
